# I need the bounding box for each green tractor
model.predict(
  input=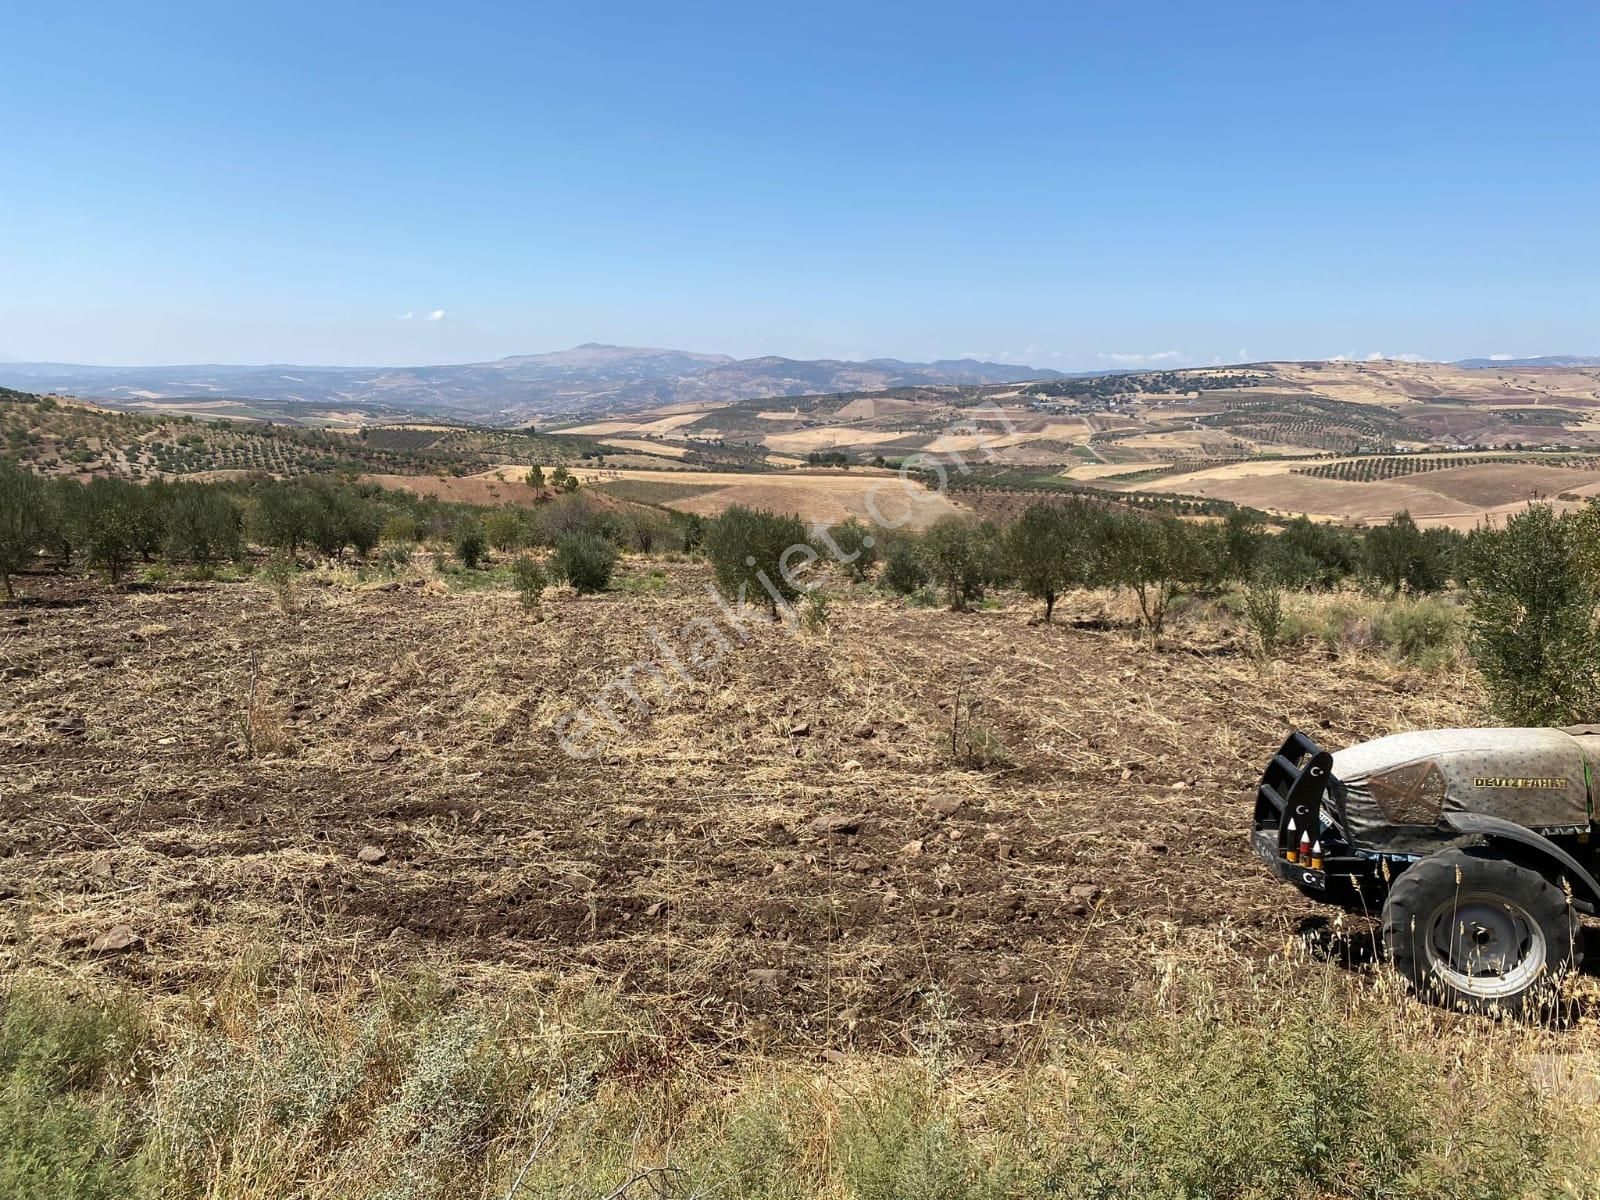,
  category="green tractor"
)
[1254,727,1600,1014]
